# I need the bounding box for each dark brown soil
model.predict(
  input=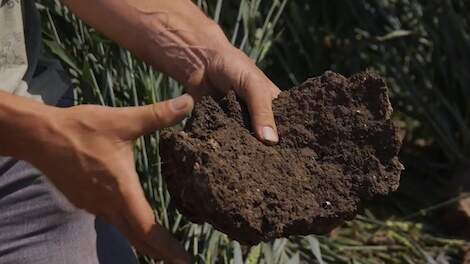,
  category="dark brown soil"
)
[161,71,403,245]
